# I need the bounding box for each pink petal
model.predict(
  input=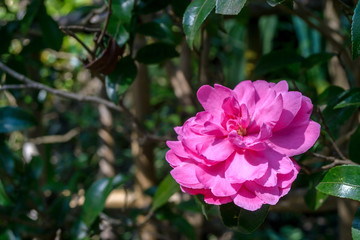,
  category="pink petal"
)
[254,167,278,187]
[197,84,232,122]
[165,150,184,168]
[245,182,280,205]
[233,81,256,114]
[200,138,235,162]
[225,152,268,183]
[171,164,203,188]
[251,94,283,129]
[233,187,264,211]
[272,80,289,92]
[273,91,302,131]
[181,187,233,205]
[269,121,320,156]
